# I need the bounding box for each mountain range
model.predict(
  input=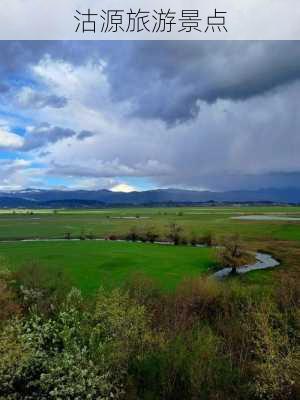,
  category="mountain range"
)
[0,187,300,208]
